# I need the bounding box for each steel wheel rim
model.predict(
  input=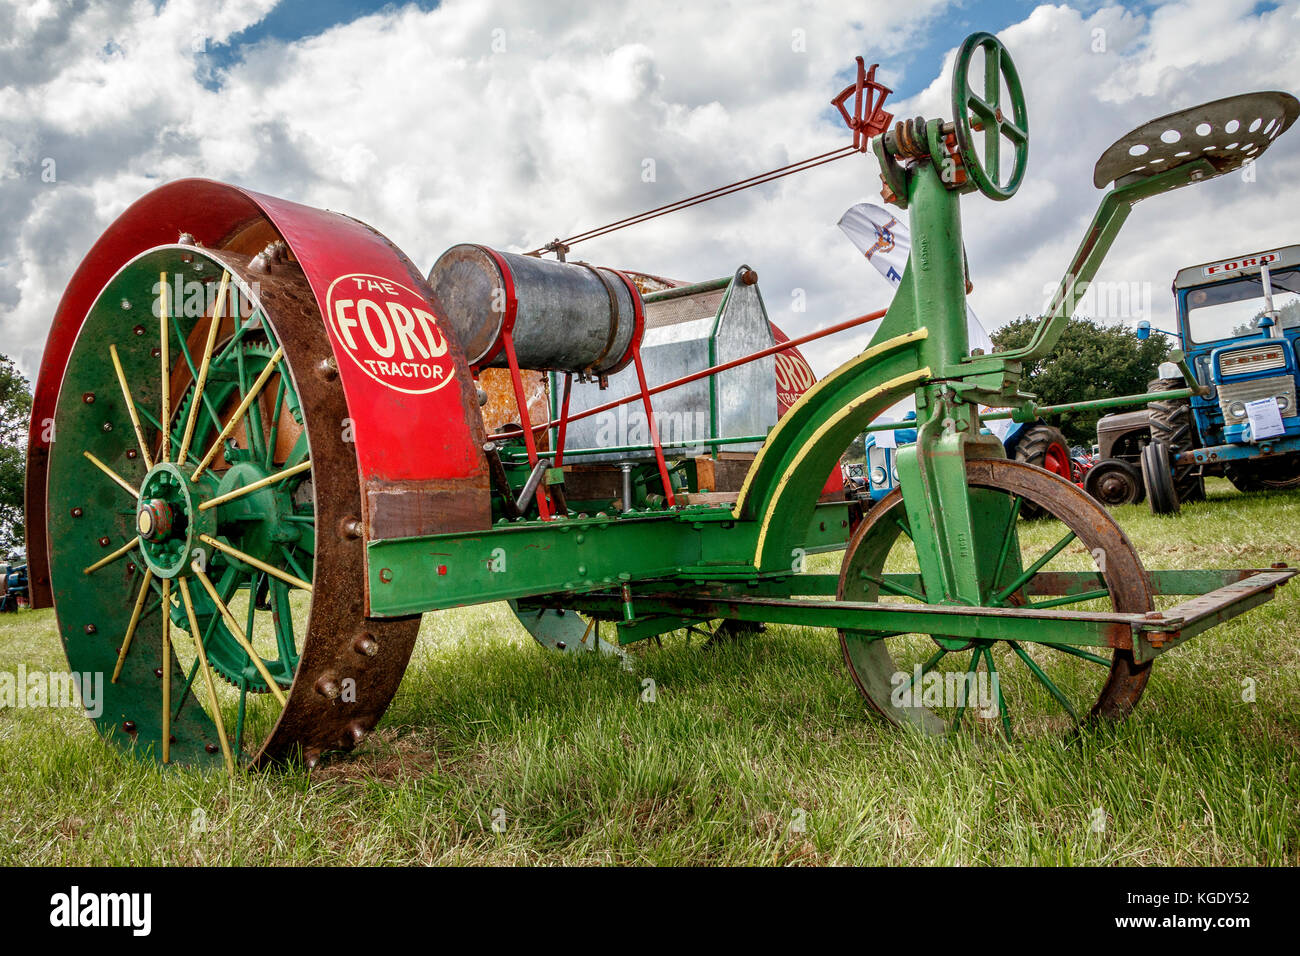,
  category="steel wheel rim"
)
[837,459,1153,737]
